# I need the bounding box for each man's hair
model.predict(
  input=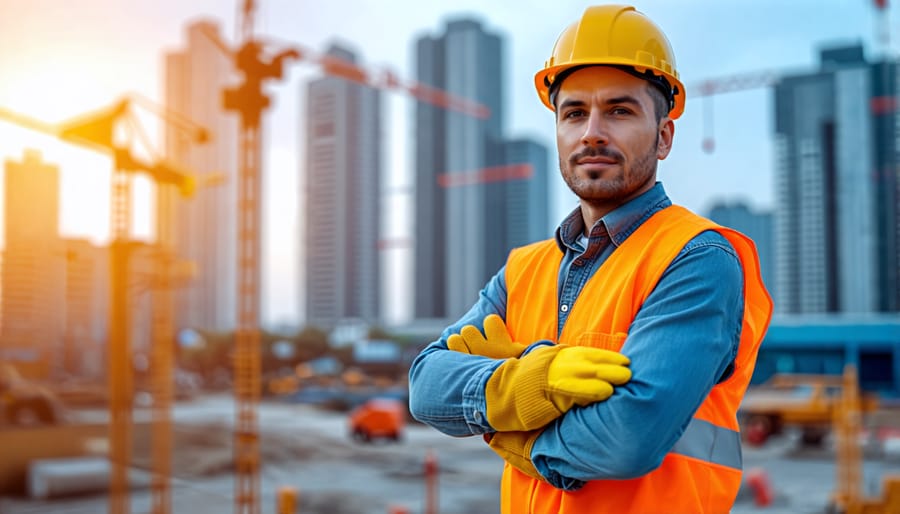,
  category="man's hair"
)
[645,83,669,123]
